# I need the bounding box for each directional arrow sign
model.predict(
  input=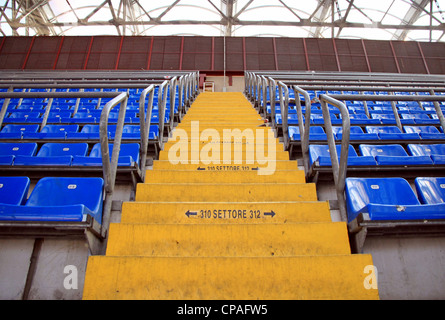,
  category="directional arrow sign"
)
[264,210,276,217]
[197,167,206,171]
[251,167,259,171]
[185,210,198,217]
